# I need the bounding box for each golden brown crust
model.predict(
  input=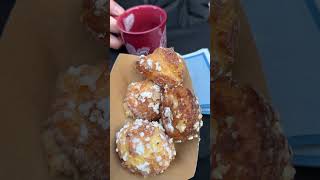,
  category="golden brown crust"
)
[211,77,295,180]
[43,64,110,180]
[81,0,108,44]
[211,0,239,79]
[116,119,176,177]
[136,47,185,87]
[123,80,162,121]
[160,86,203,142]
